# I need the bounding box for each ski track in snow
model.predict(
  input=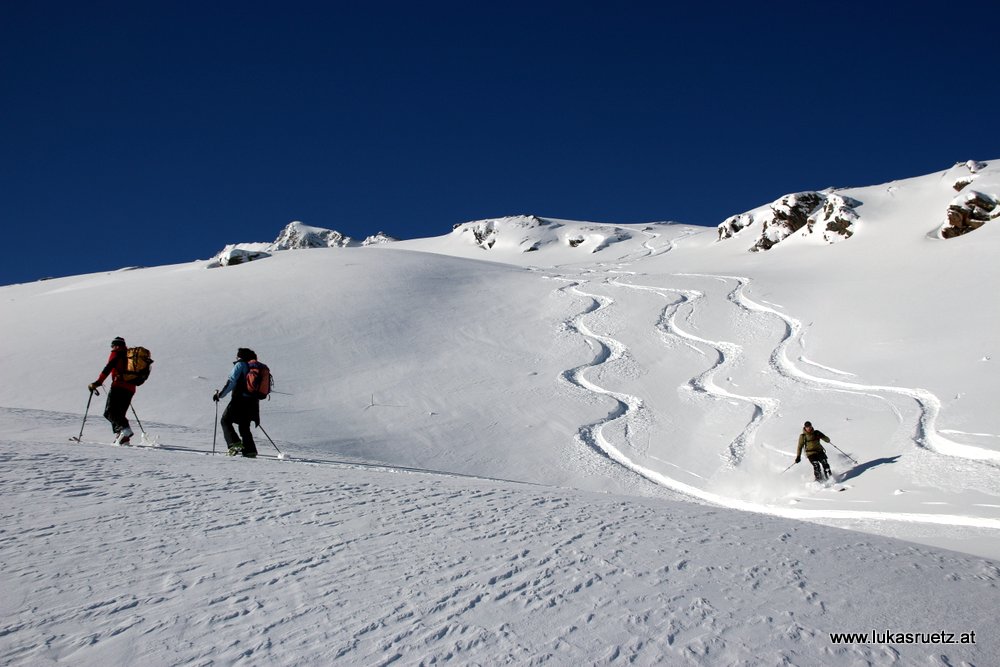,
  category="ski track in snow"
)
[550,234,1000,531]
[710,273,1000,463]
[555,278,649,490]
[609,275,778,468]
